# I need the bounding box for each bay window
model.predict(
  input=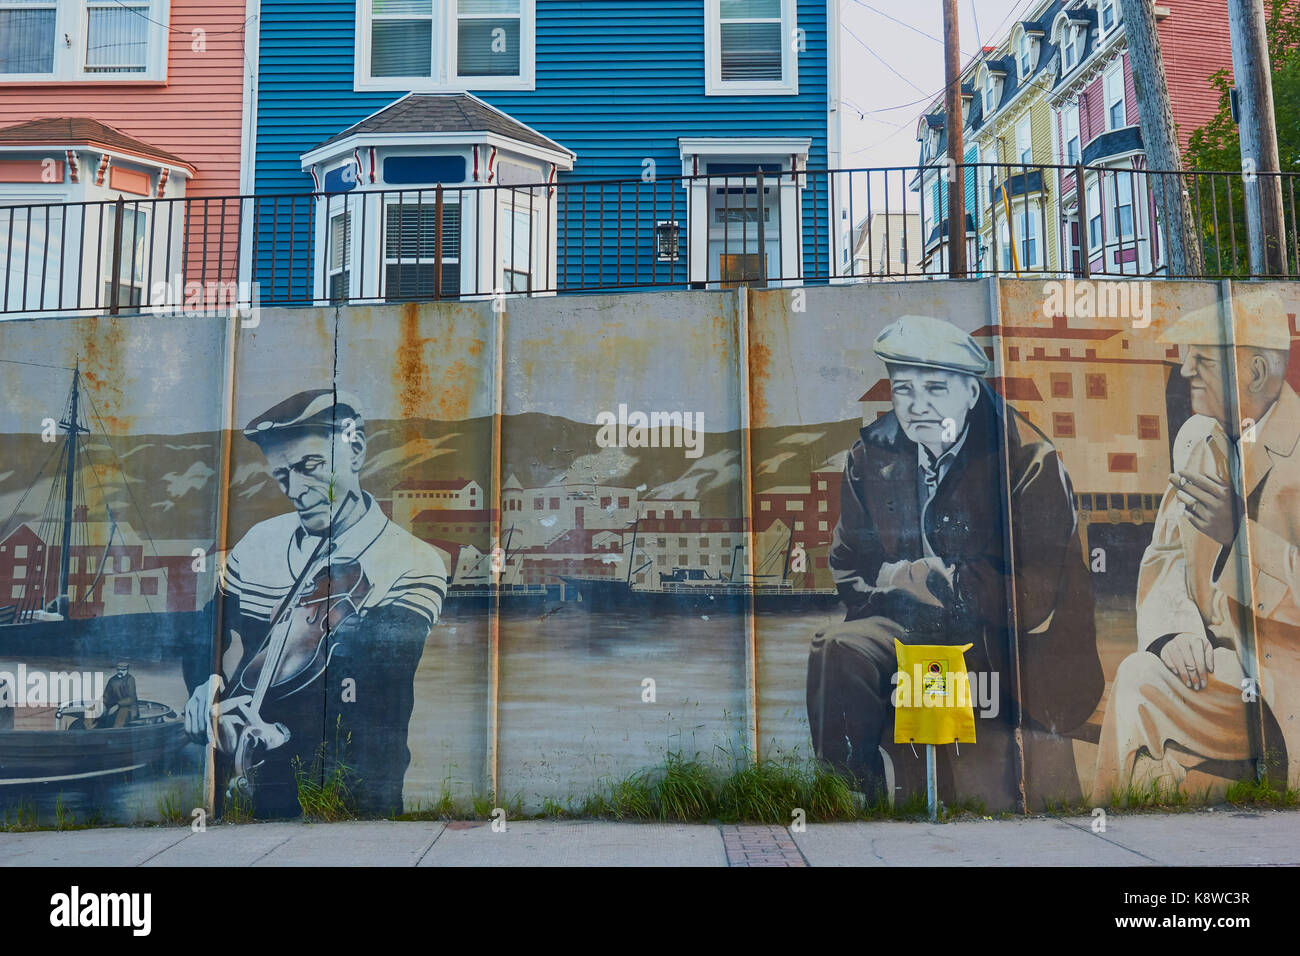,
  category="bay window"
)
[0,0,165,80]
[358,0,535,90]
[706,0,796,95]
